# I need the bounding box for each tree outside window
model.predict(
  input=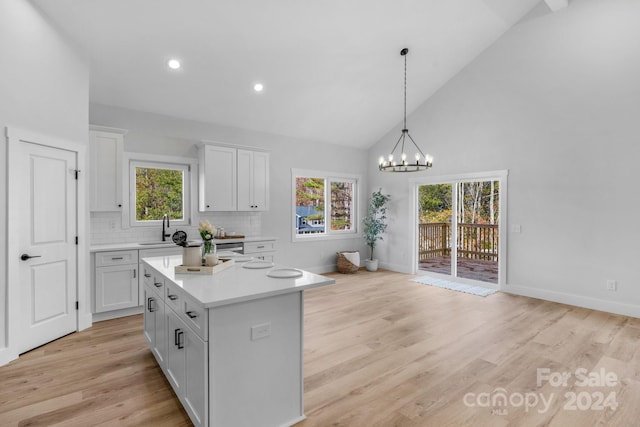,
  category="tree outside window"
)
[294,173,357,238]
